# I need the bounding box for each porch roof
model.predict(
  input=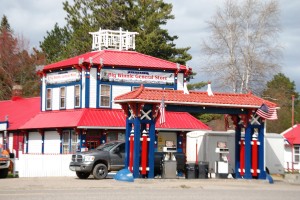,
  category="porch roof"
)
[20,108,210,131]
[0,97,40,130]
